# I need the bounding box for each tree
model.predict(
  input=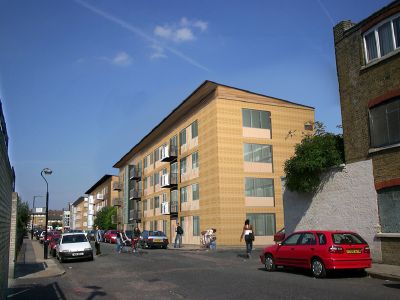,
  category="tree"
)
[93,206,117,230]
[284,122,344,193]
